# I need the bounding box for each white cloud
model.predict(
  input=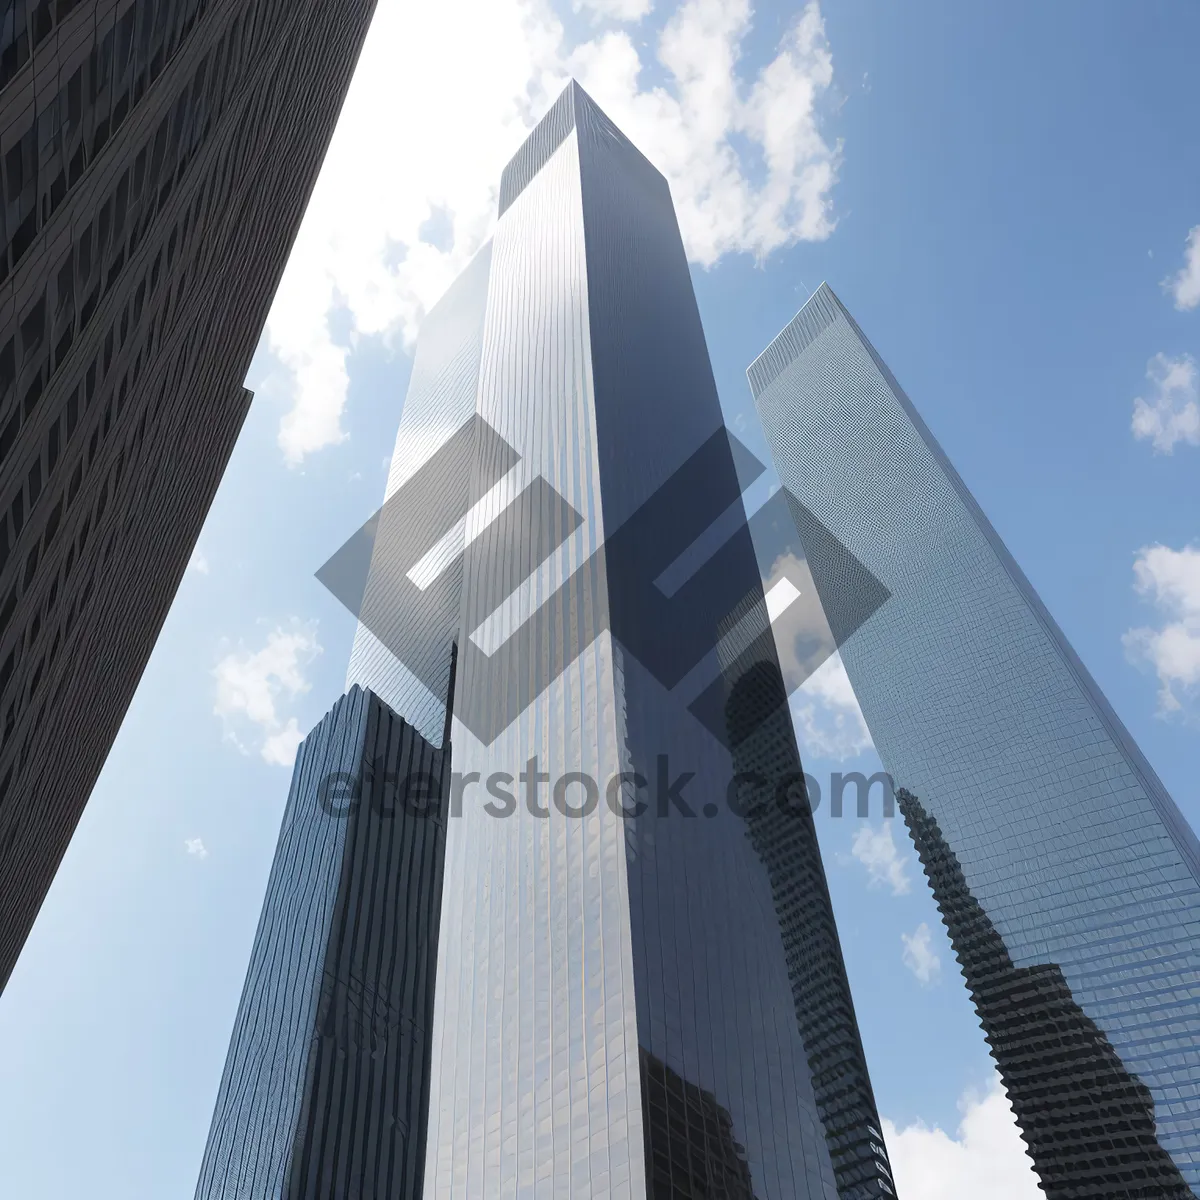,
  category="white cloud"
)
[791,652,874,761]
[901,921,942,985]
[1123,544,1200,715]
[184,837,209,860]
[883,1075,1041,1200]
[264,0,839,465]
[574,0,652,20]
[1131,353,1199,453]
[1165,225,1200,311]
[213,623,322,764]
[188,548,210,574]
[261,719,306,769]
[850,822,911,895]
